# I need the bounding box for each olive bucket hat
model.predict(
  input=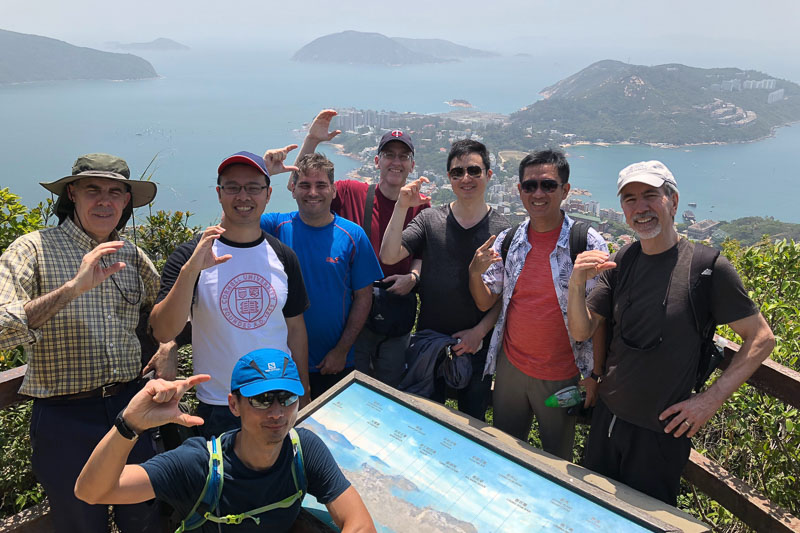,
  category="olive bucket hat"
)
[40,153,158,230]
